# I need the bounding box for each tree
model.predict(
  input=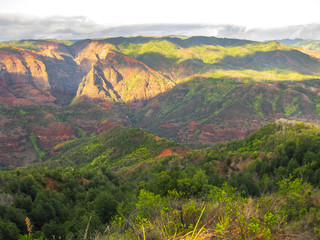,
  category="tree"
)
[0,218,19,240]
[191,169,208,195]
[30,192,56,229]
[136,189,165,219]
[94,191,117,223]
